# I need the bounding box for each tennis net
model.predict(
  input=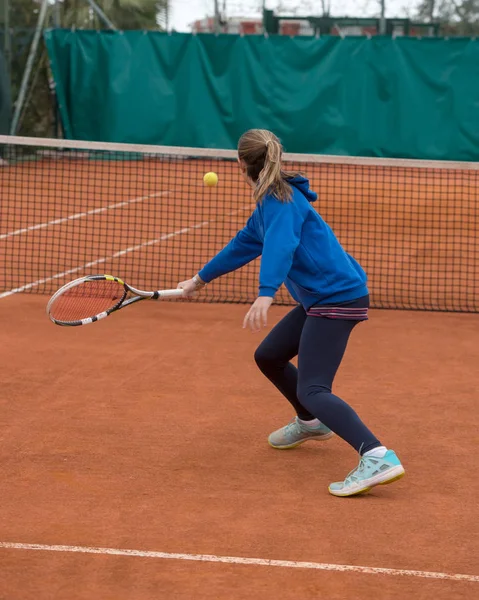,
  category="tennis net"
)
[1,135,478,311]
